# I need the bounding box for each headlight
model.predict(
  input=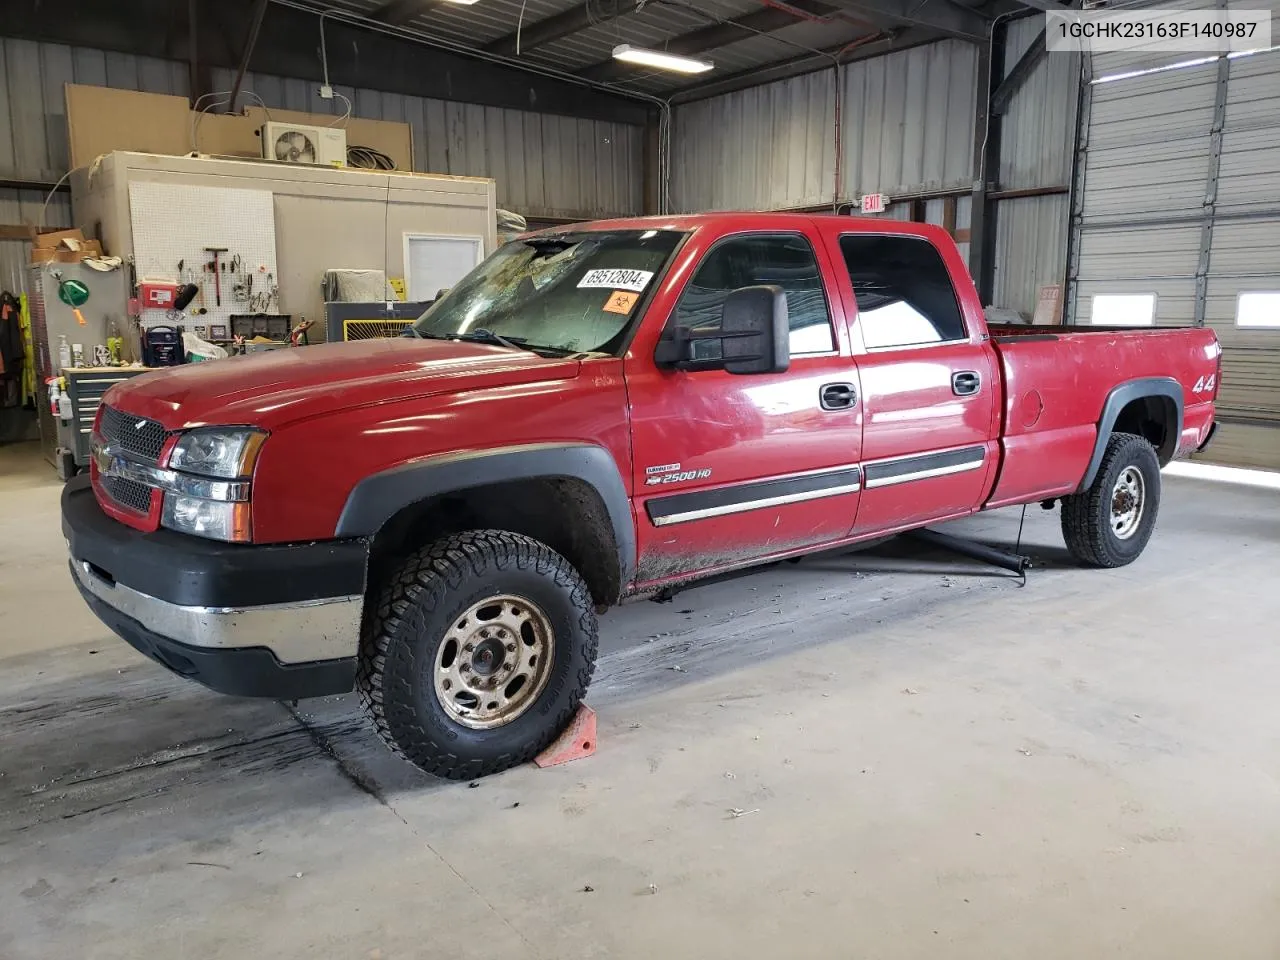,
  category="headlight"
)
[160,427,265,542]
[168,428,266,479]
[162,495,251,543]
